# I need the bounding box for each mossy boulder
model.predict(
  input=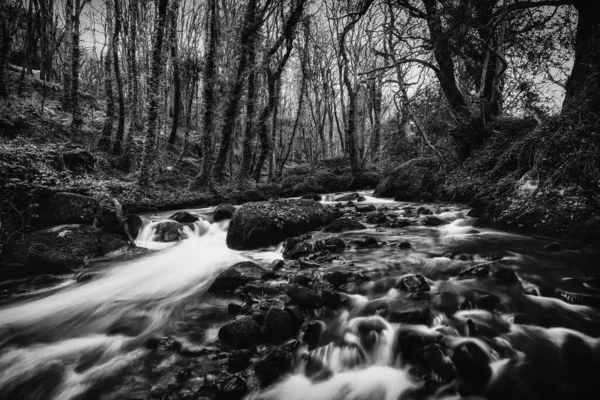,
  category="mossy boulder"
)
[374,157,440,199]
[213,203,236,222]
[209,261,266,292]
[226,199,335,250]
